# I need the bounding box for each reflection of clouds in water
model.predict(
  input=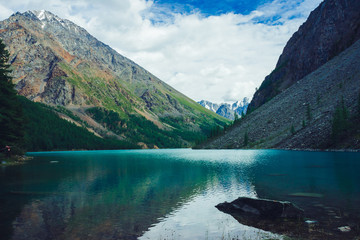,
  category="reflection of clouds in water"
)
[165,149,263,165]
[11,150,264,240]
[8,150,360,239]
[139,177,274,240]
